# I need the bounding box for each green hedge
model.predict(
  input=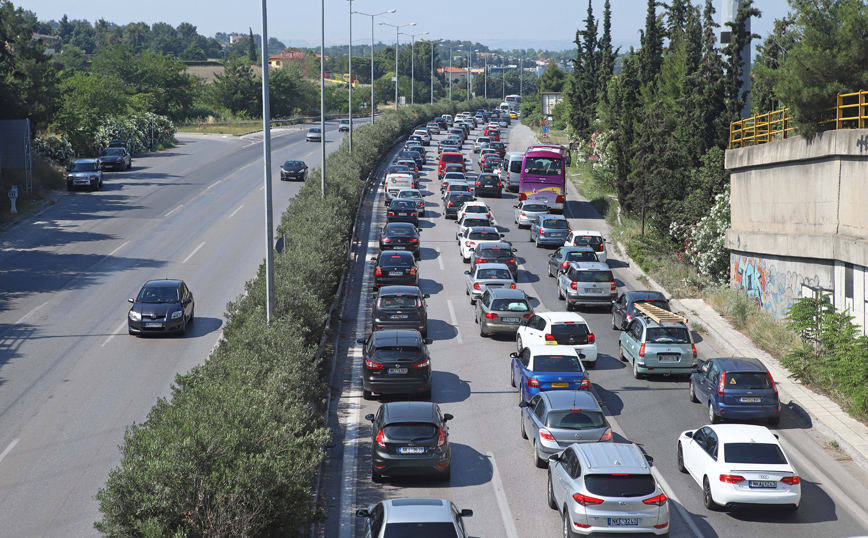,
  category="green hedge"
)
[95,97,499,538]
